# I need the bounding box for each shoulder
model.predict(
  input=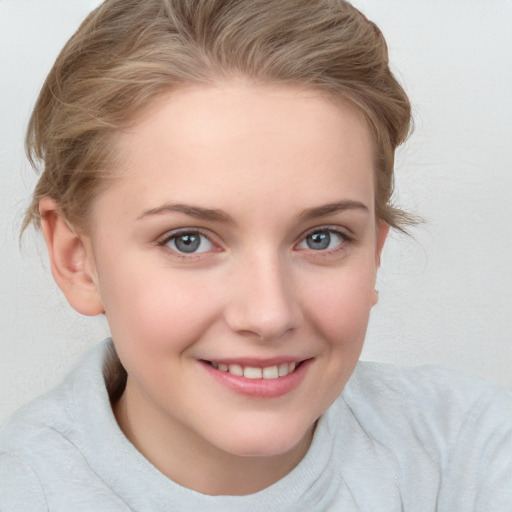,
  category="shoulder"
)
[0,452,48,510]
[338,361,512,507]
[343,361,512,443]
[0,374,75,457]
[0,340,128,509]
[0,341,110,486]
[346,361,512,424]
[0,375,74,511]
[0,341,107,451]
[347,360,511,404]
